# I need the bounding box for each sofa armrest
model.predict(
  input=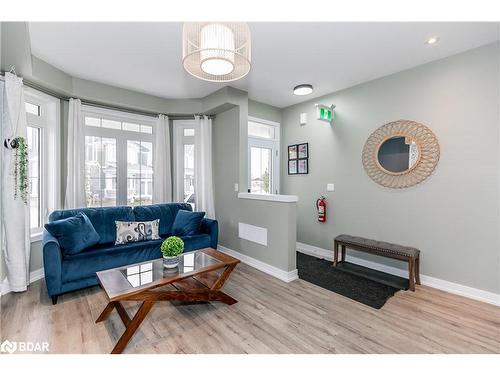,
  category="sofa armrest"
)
[200,218,218,249]
[42,229,63,297]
